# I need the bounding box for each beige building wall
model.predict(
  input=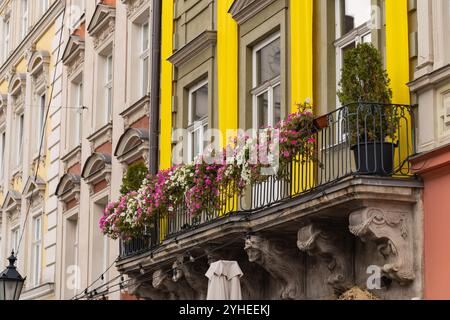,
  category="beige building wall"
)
[0,0,64,300]
[55,0,152,300]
